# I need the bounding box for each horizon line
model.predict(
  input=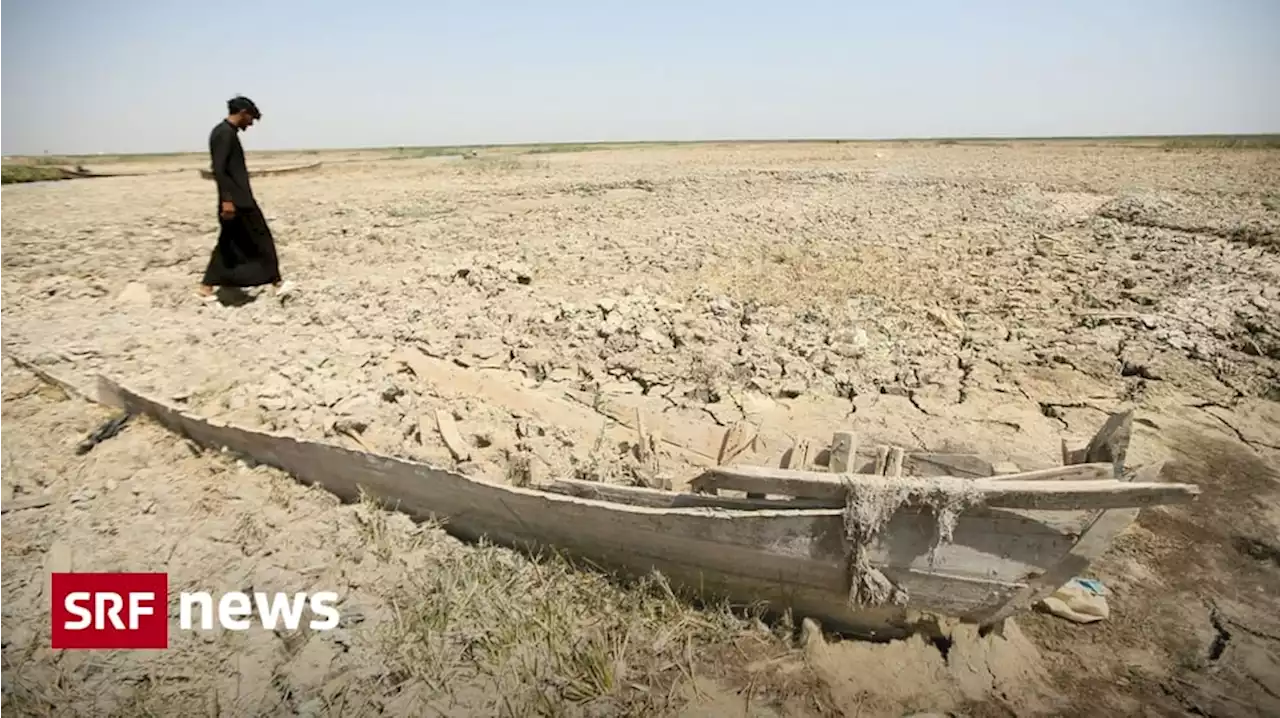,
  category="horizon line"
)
[5,132,1279,159]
